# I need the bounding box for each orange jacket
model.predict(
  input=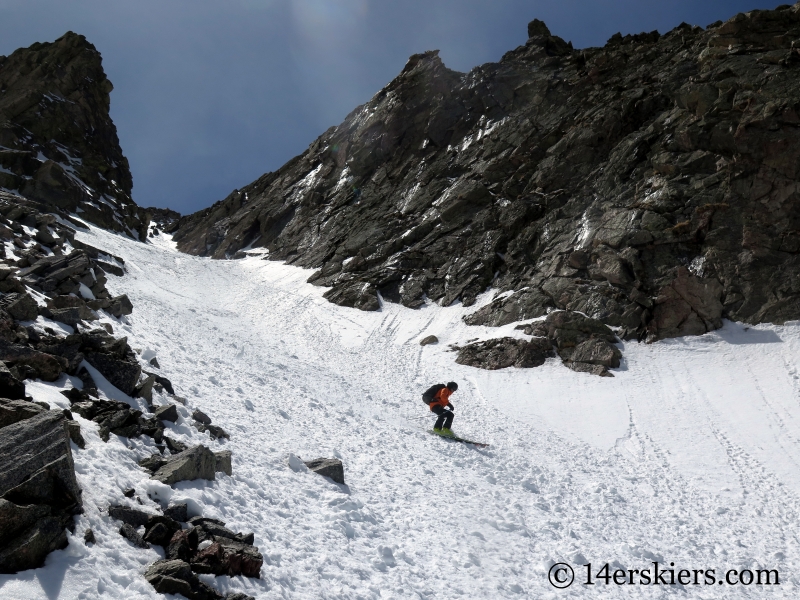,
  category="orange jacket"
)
[429,387,453,411]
